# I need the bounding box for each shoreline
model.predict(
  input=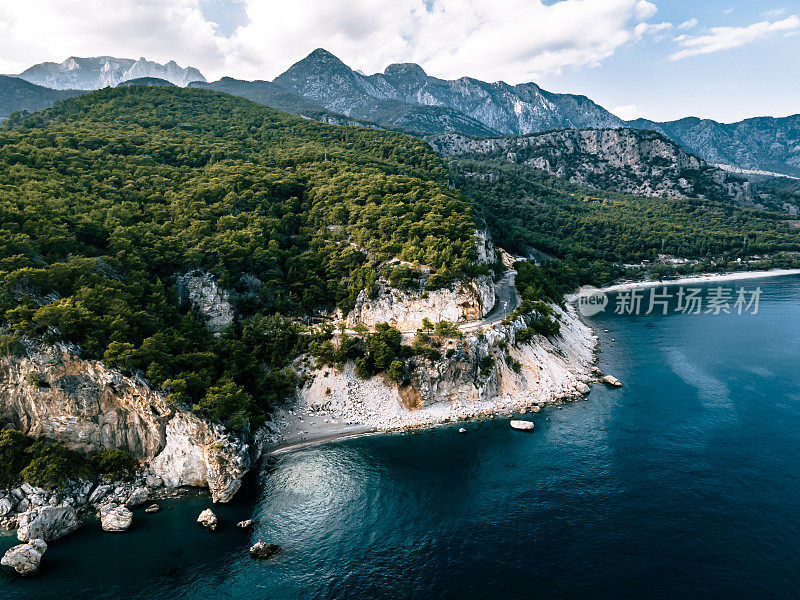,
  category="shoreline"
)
[266,304,599,456]
[265,268,800,458]
[582,268,800,295]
